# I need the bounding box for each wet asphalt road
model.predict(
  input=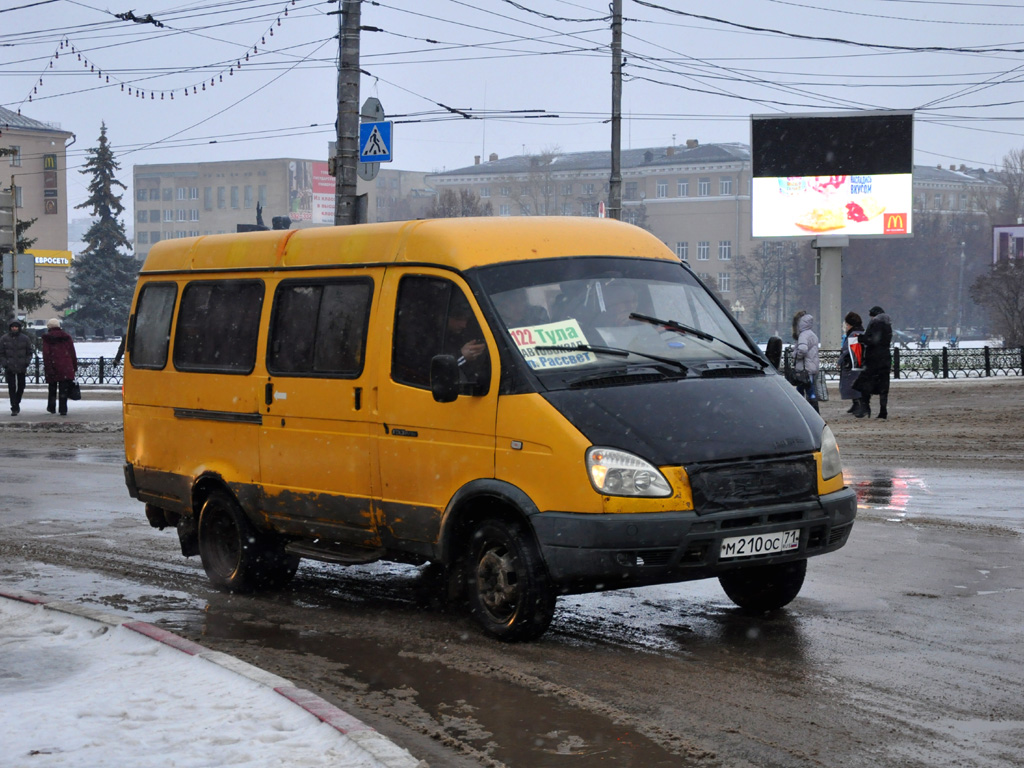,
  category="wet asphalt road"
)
[0,406,1022,767]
